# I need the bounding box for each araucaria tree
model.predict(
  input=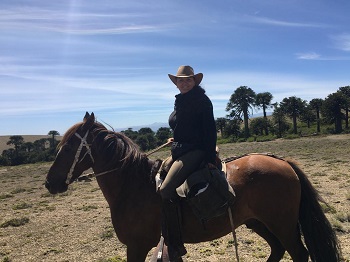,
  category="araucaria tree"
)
[226,86,256,138]
[322,92,348,133]
[280,96,307,134]
[272,103,290,138]
[309,98,323,133]
[255,92,273,135]
[6,135,24,156]
[338,86,350,129]
[48,130,60,149]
